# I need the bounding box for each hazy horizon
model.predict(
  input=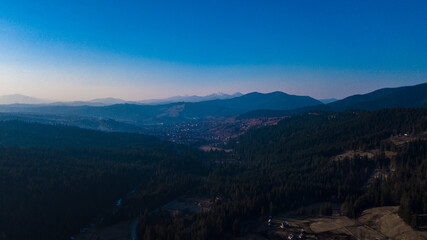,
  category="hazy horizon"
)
[0,80,425,103]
